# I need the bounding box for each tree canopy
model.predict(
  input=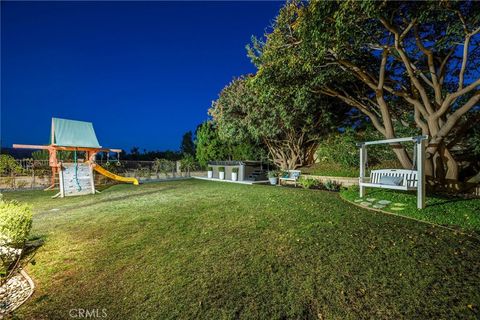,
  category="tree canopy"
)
[247,0,480,182]
[180,131,195,156]
[209,74,349,169]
